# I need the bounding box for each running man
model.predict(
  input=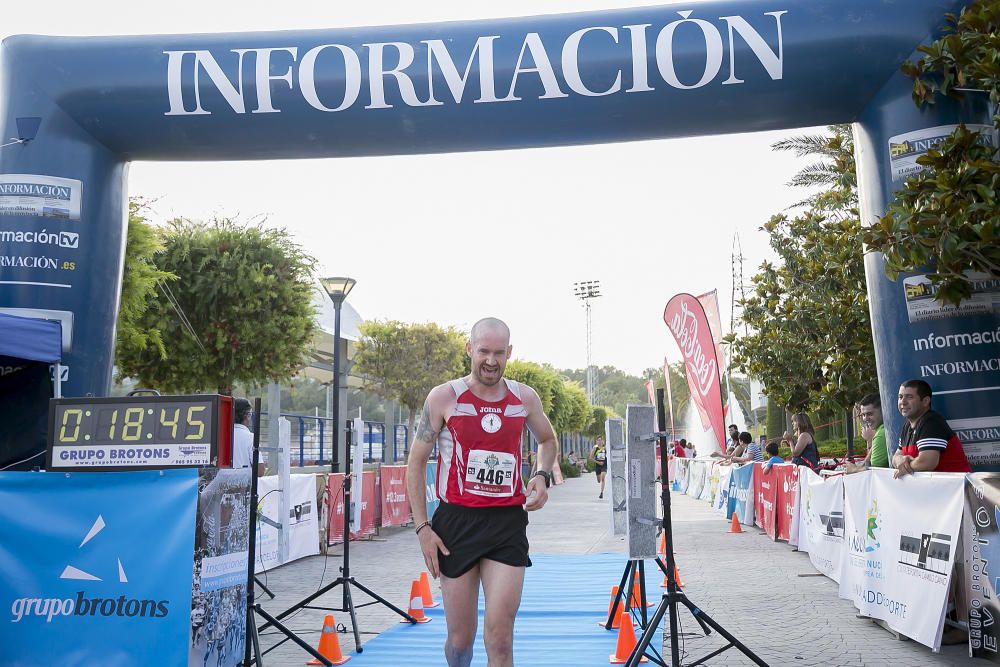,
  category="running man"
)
[589,436,608,499]
[406,317,558,667]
